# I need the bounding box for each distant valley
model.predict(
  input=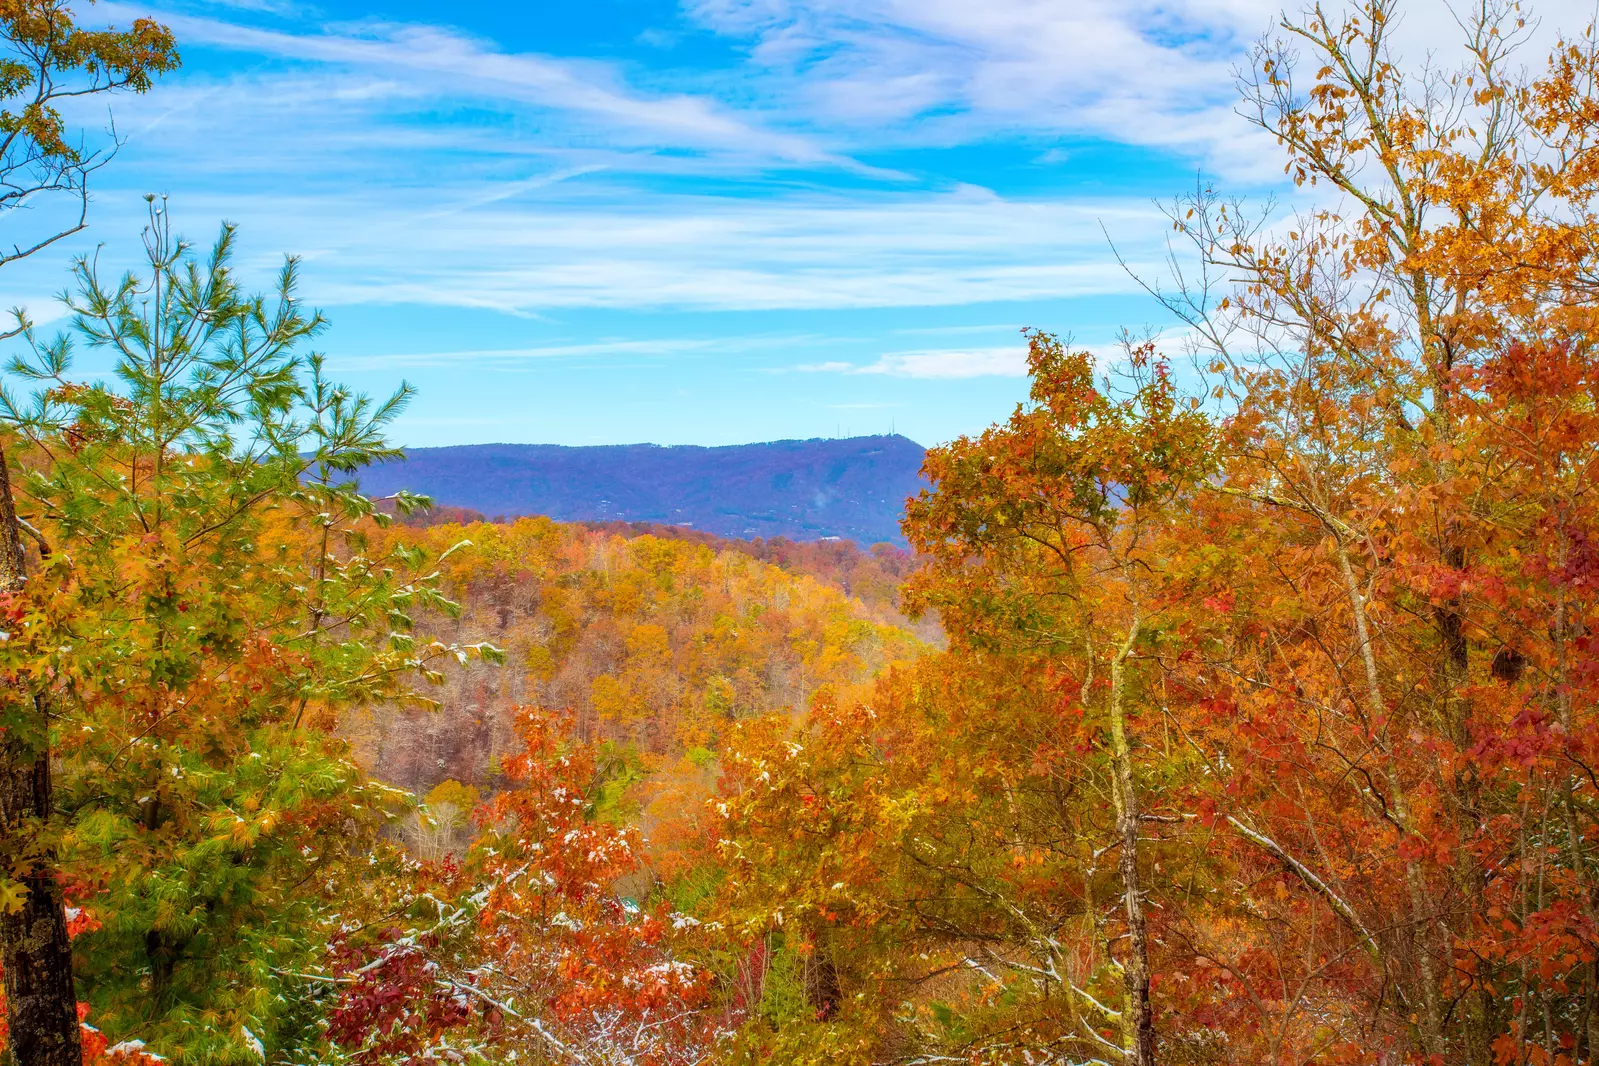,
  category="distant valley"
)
[357,434,928,545]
